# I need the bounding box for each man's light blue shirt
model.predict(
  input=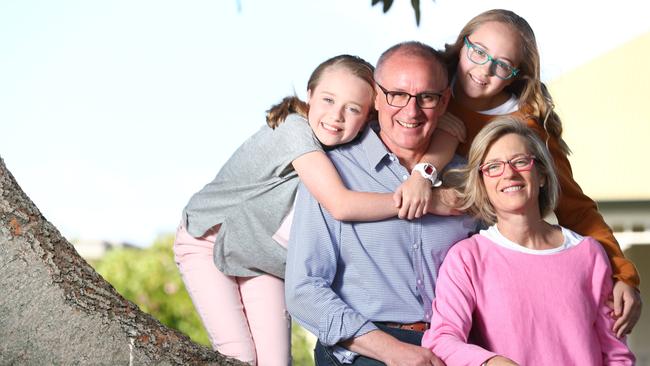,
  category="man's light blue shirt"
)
[285,123,476,363]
